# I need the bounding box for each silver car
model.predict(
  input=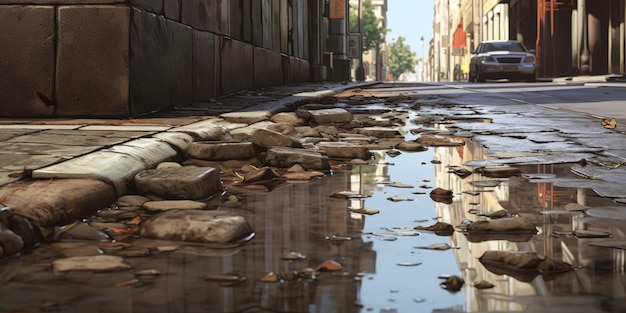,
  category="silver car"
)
[468,40,537,82]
